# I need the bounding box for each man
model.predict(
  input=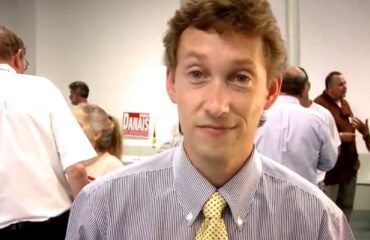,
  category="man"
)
[0,26,96,239]
[67,1,353,239]
[299,67,341,188]
[69,81,89,105]
[314,71,359,221]
[255,66,338,184]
